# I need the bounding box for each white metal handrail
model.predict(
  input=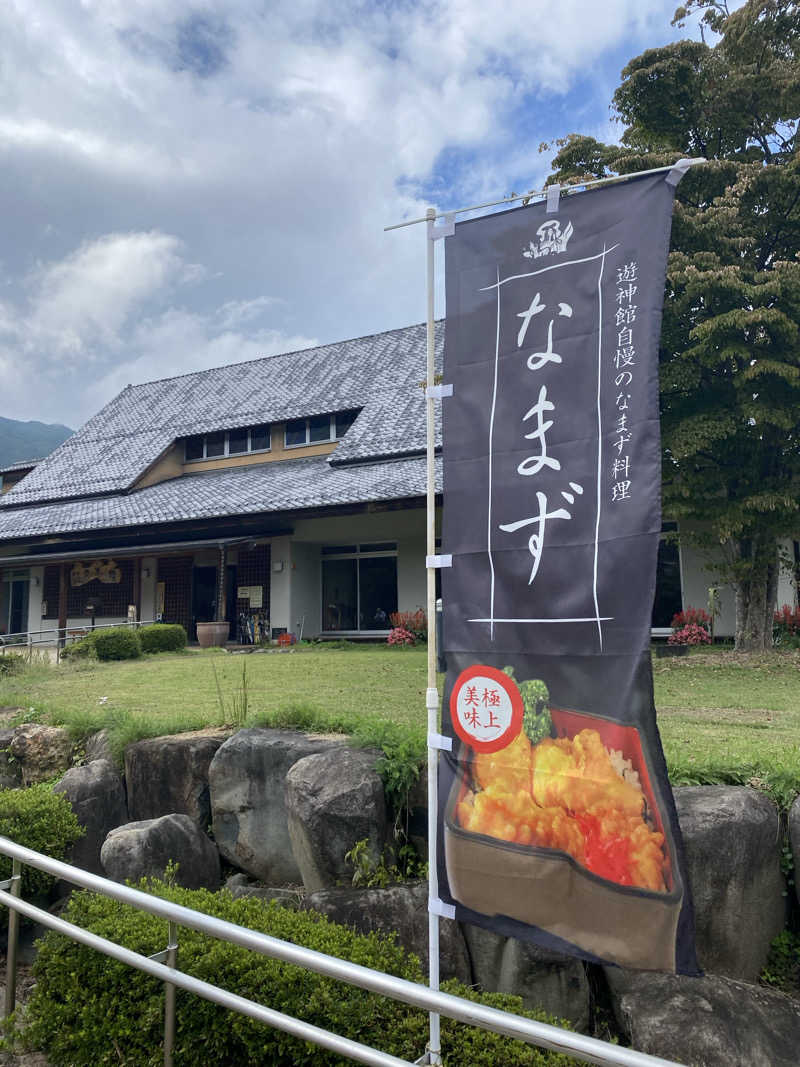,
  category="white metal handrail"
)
[0,836,683,1067]
[0,618,157,648]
